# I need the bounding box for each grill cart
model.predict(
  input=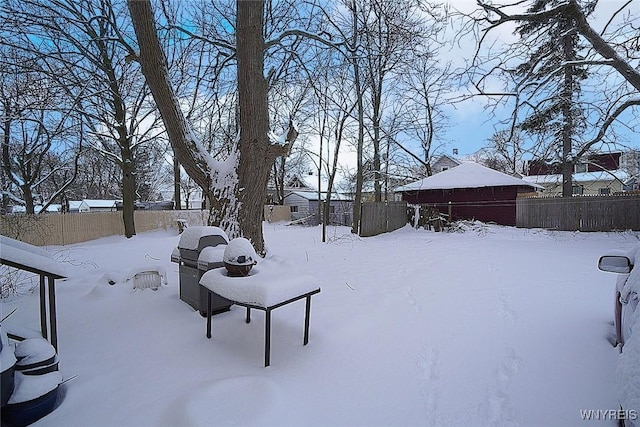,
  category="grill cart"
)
[171,226,232,315]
